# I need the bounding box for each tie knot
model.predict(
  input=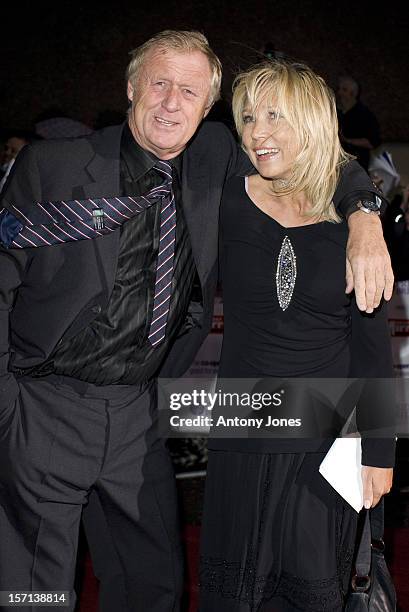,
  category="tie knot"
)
[154,160,173,181]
